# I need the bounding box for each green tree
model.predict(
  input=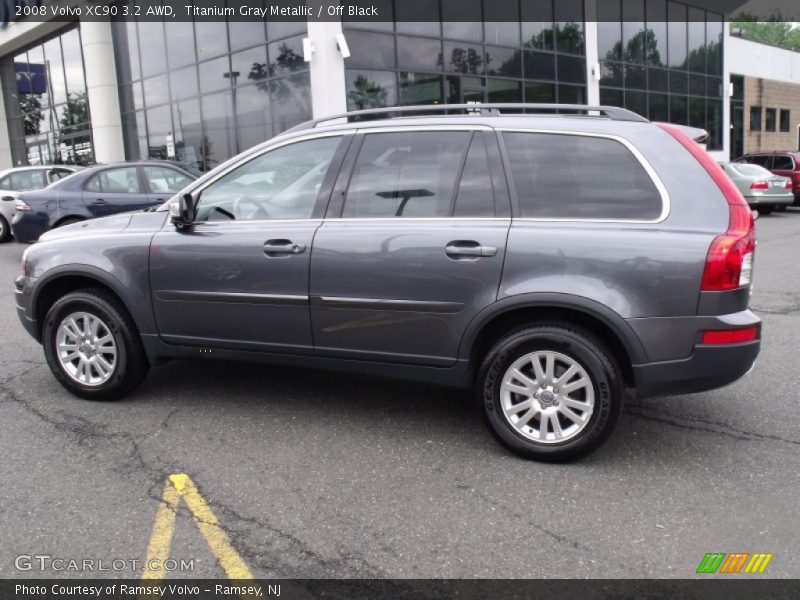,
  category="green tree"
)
[347,75,388,110]
[731,12,800,51]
